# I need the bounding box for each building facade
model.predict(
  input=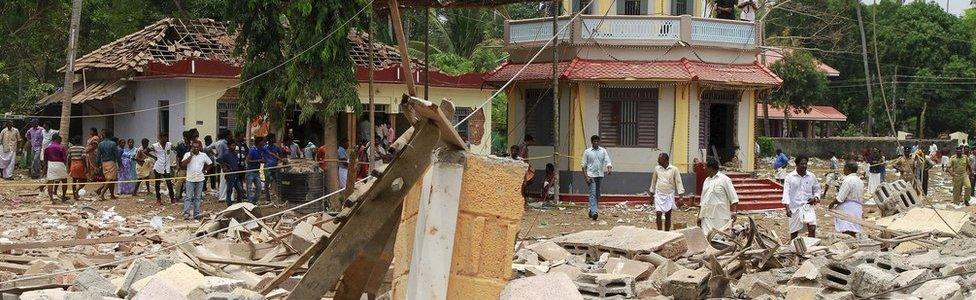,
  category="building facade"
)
[487,0,782,194]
